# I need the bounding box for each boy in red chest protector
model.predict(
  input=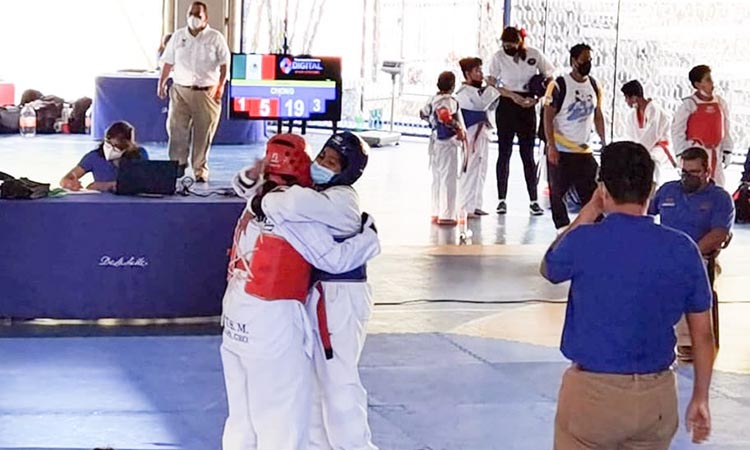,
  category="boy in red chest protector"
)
[221,134,379,450]
[672,65,734,187]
